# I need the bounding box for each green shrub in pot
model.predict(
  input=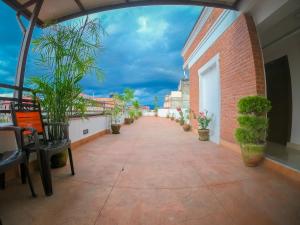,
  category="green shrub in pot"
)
[235,96,271,167]
[31,17,103,168]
